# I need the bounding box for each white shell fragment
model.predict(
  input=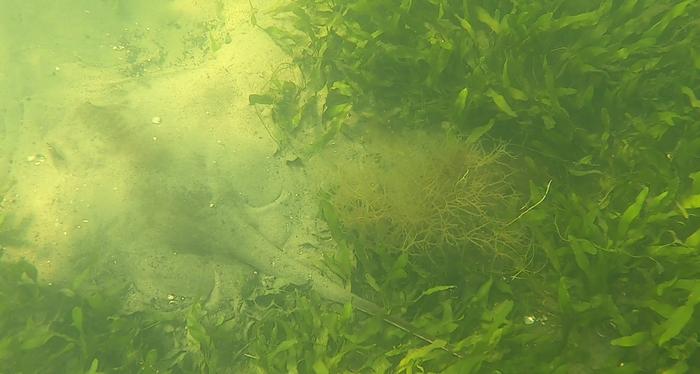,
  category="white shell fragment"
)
[151,116,162,124]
